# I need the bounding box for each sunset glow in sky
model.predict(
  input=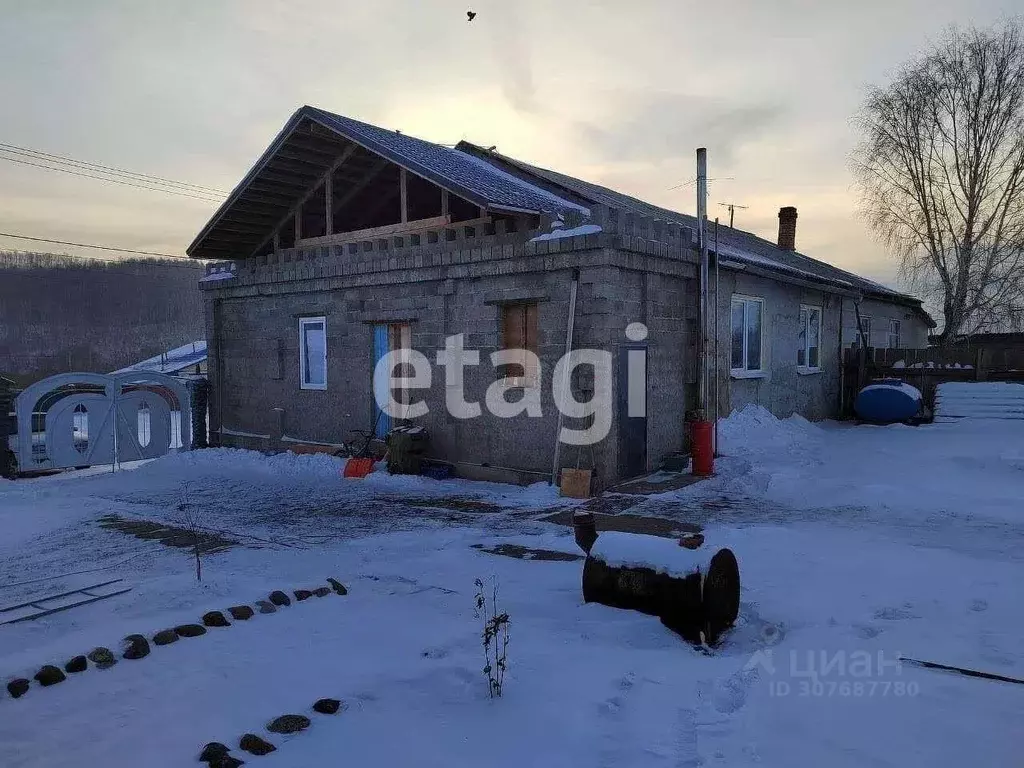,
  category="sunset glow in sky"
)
[1,0,1018,289]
